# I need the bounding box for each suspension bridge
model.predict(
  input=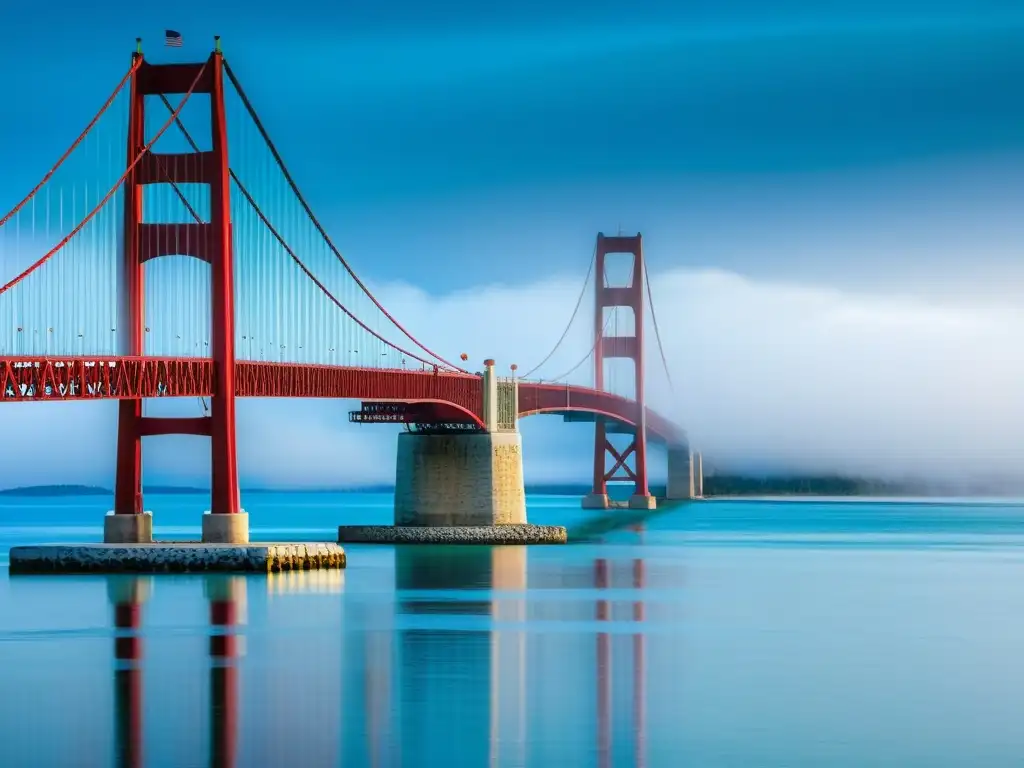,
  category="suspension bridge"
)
[0,40,695,547]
